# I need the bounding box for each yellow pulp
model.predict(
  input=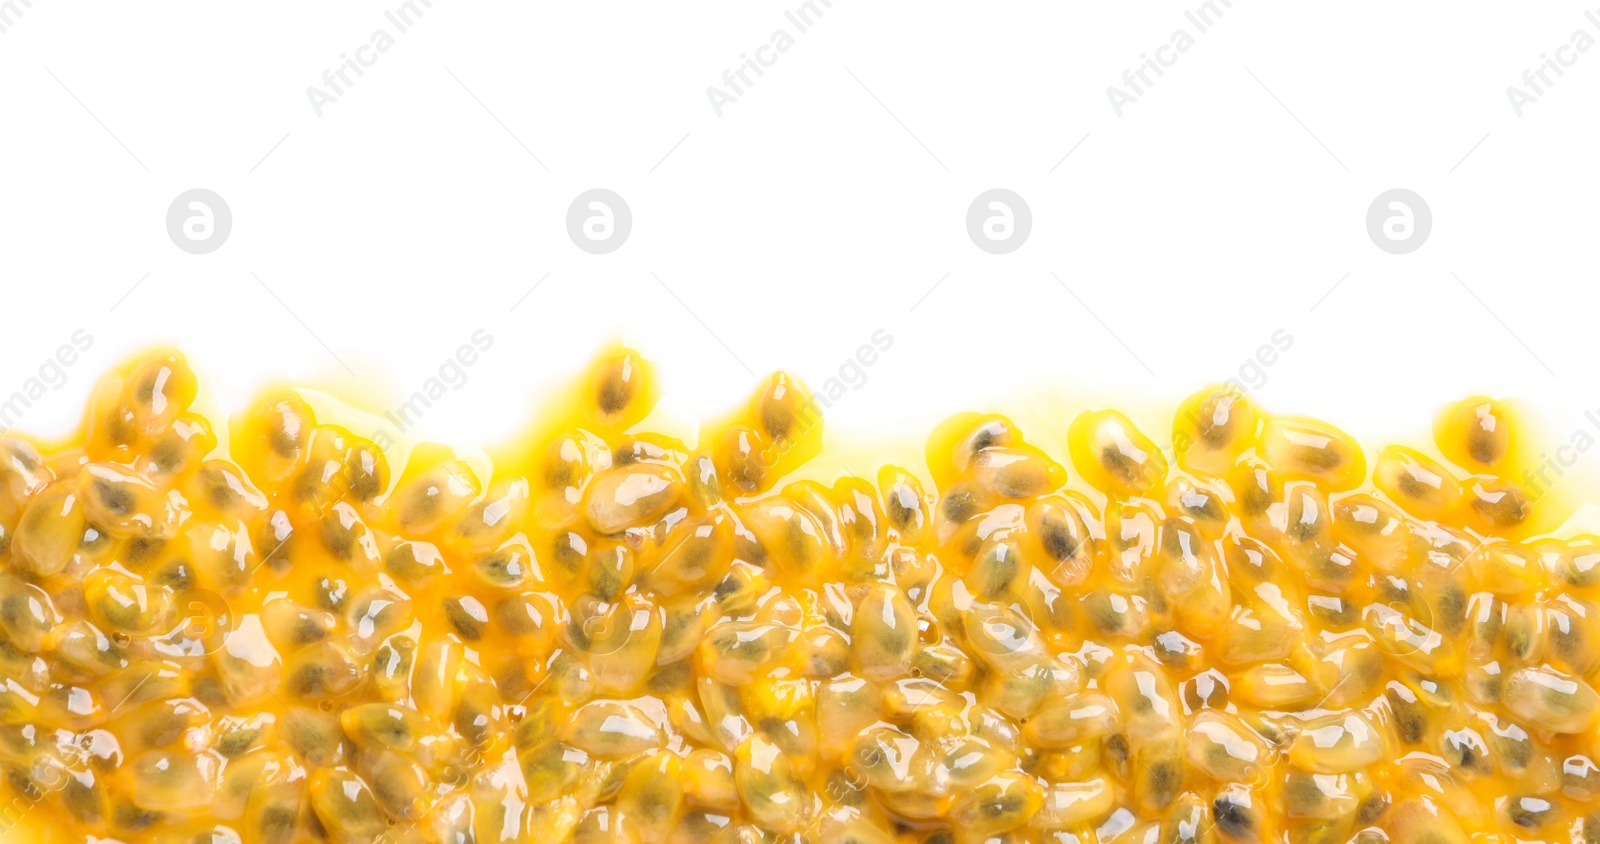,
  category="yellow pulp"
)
[0,348,1598,844]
